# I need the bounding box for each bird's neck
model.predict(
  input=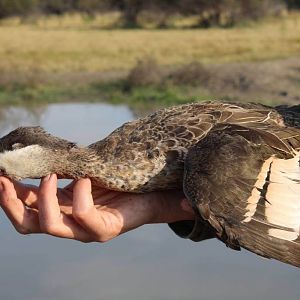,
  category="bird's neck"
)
[5,144,177,192]
[0,145,93,180]
[16,145,157,191]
